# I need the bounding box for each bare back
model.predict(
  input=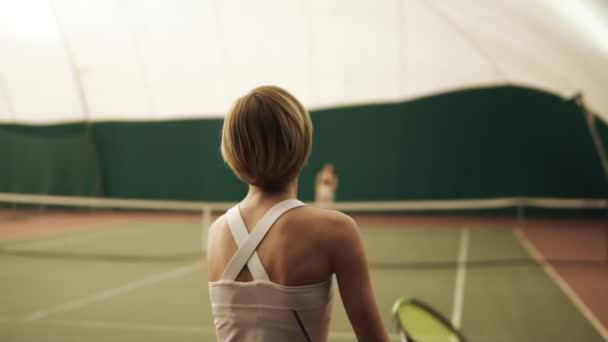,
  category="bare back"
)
[207,203,336,286]
[206,198,391,342]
